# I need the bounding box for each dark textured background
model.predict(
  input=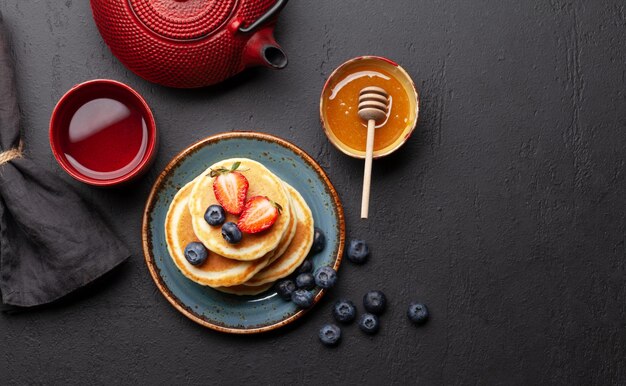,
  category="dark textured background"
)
[1,1,626,384]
